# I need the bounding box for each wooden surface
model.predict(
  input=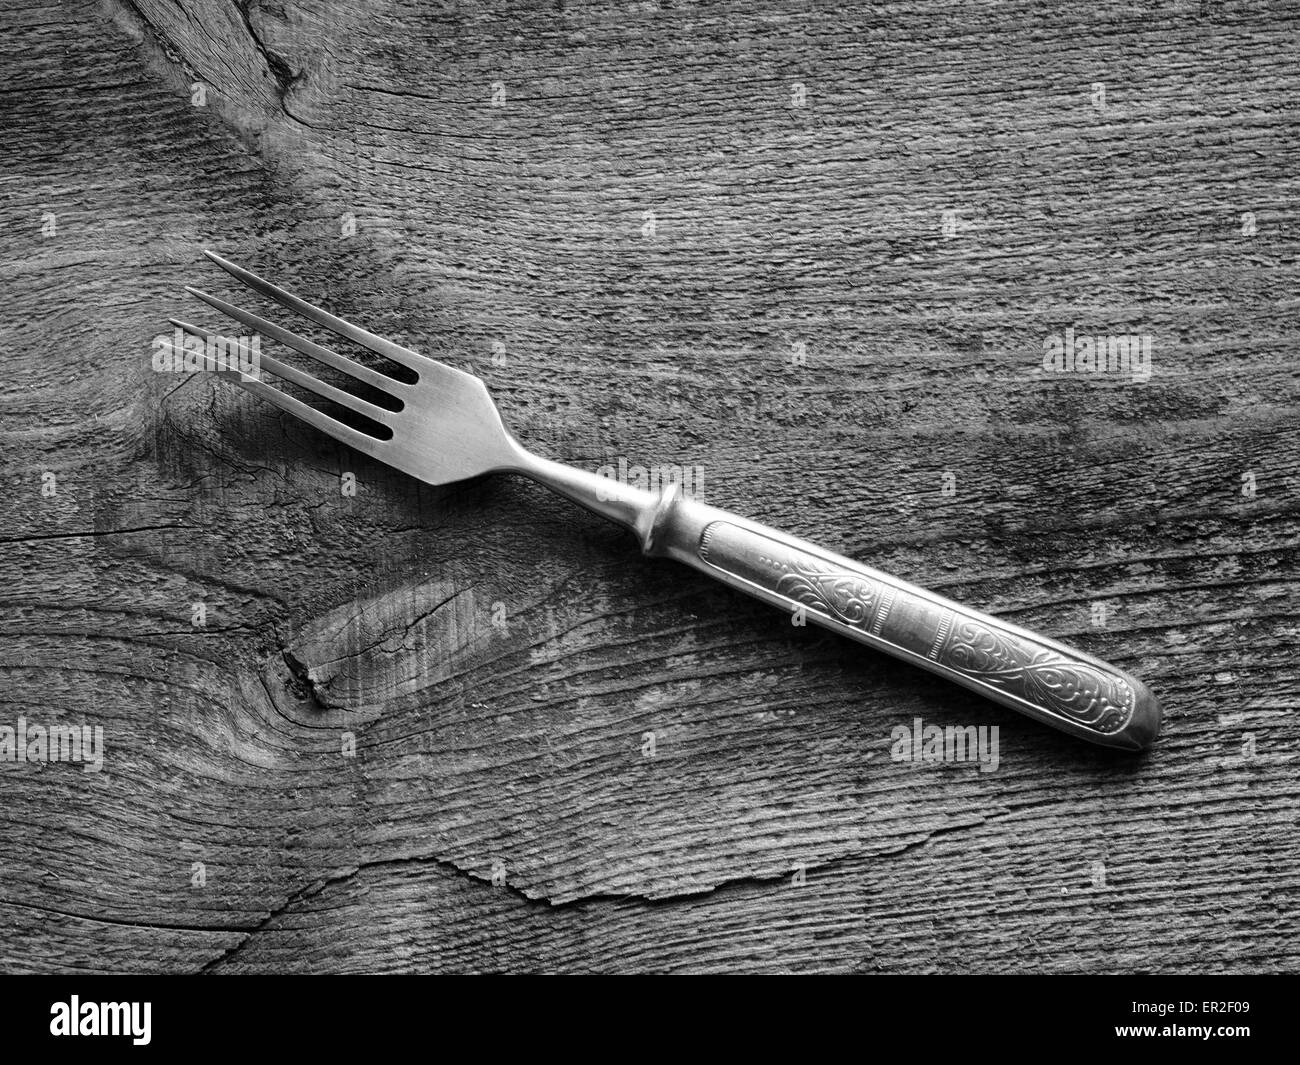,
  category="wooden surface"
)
[1,0,1297,973]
